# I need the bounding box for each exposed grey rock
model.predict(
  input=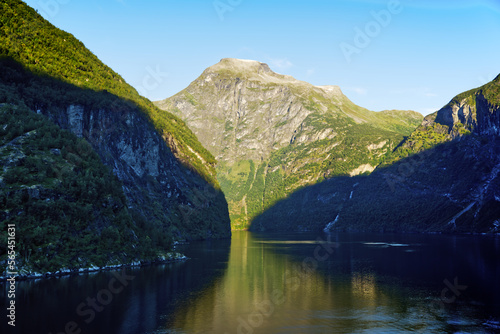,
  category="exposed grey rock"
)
[27,185,41,199]
[67,105,85,137]
[435,93,500,136]
[40,103,230,240]
[50,148,61,156]
[157,59,356,164]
